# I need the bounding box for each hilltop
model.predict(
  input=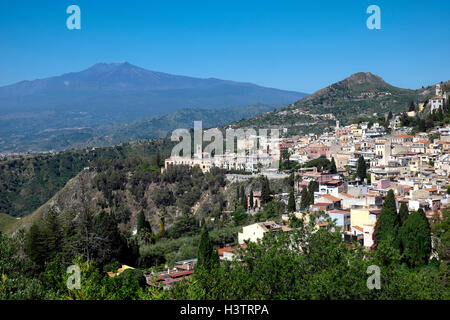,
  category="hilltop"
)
[233,72,436,136]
